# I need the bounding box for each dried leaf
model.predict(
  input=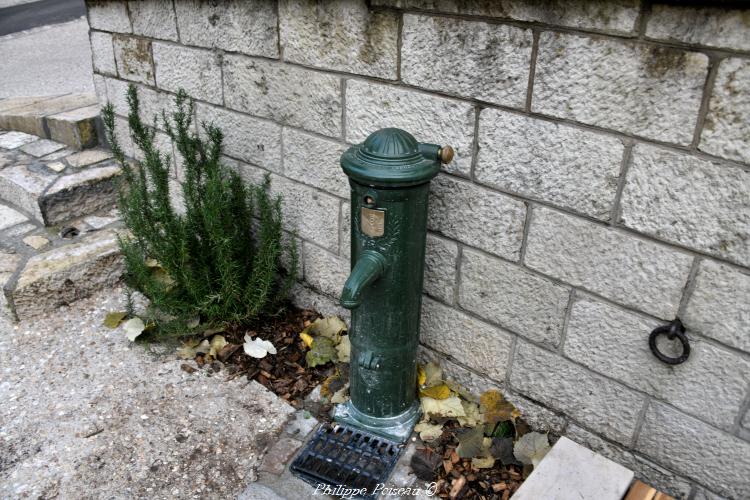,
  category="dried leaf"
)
[423,362,443,387]
[303,316,347,342]
[299,331,314,348]
[410,448,441,481]
[243,335,277,359]
[321,374,345,398]
[457,401,483,427]
[471,456,495,469]
[335,335,351,363]
[415,422,444,442]
[103,311,127,329]
[421,395,466,420]
[416,364,427,386]
[456,426,484,458]
[480,390,519,424]
[489,437,521,466]
[331,384,349,404]
[419,383,451,400]
[123,317,145,342]
[208,335,227,358]
[514,432,550,467]
[305,336,337,367]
